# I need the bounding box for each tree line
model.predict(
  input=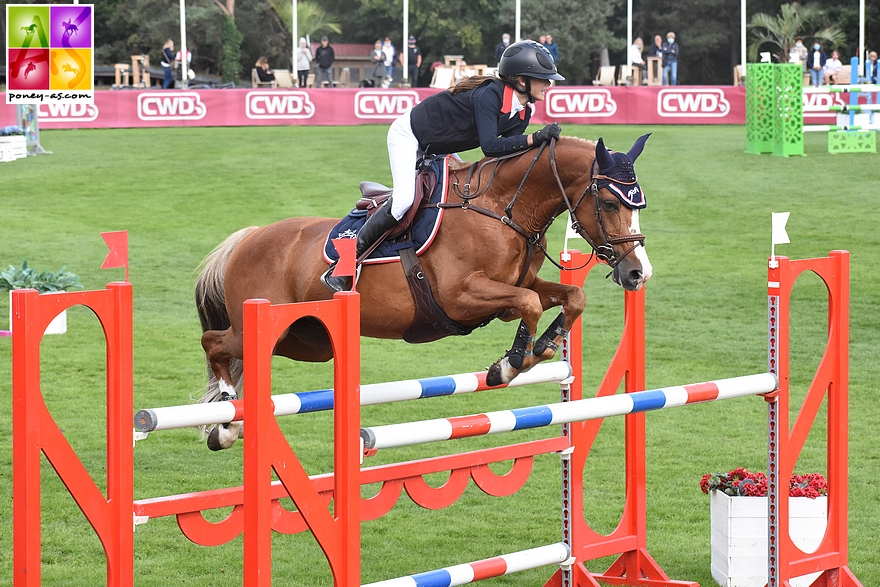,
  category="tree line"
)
[1,0,876,86]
